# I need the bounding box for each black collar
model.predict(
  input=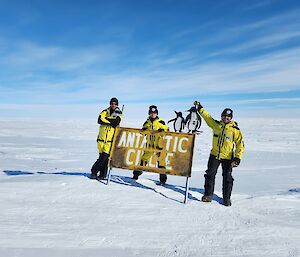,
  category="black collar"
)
[149,116,159,122]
